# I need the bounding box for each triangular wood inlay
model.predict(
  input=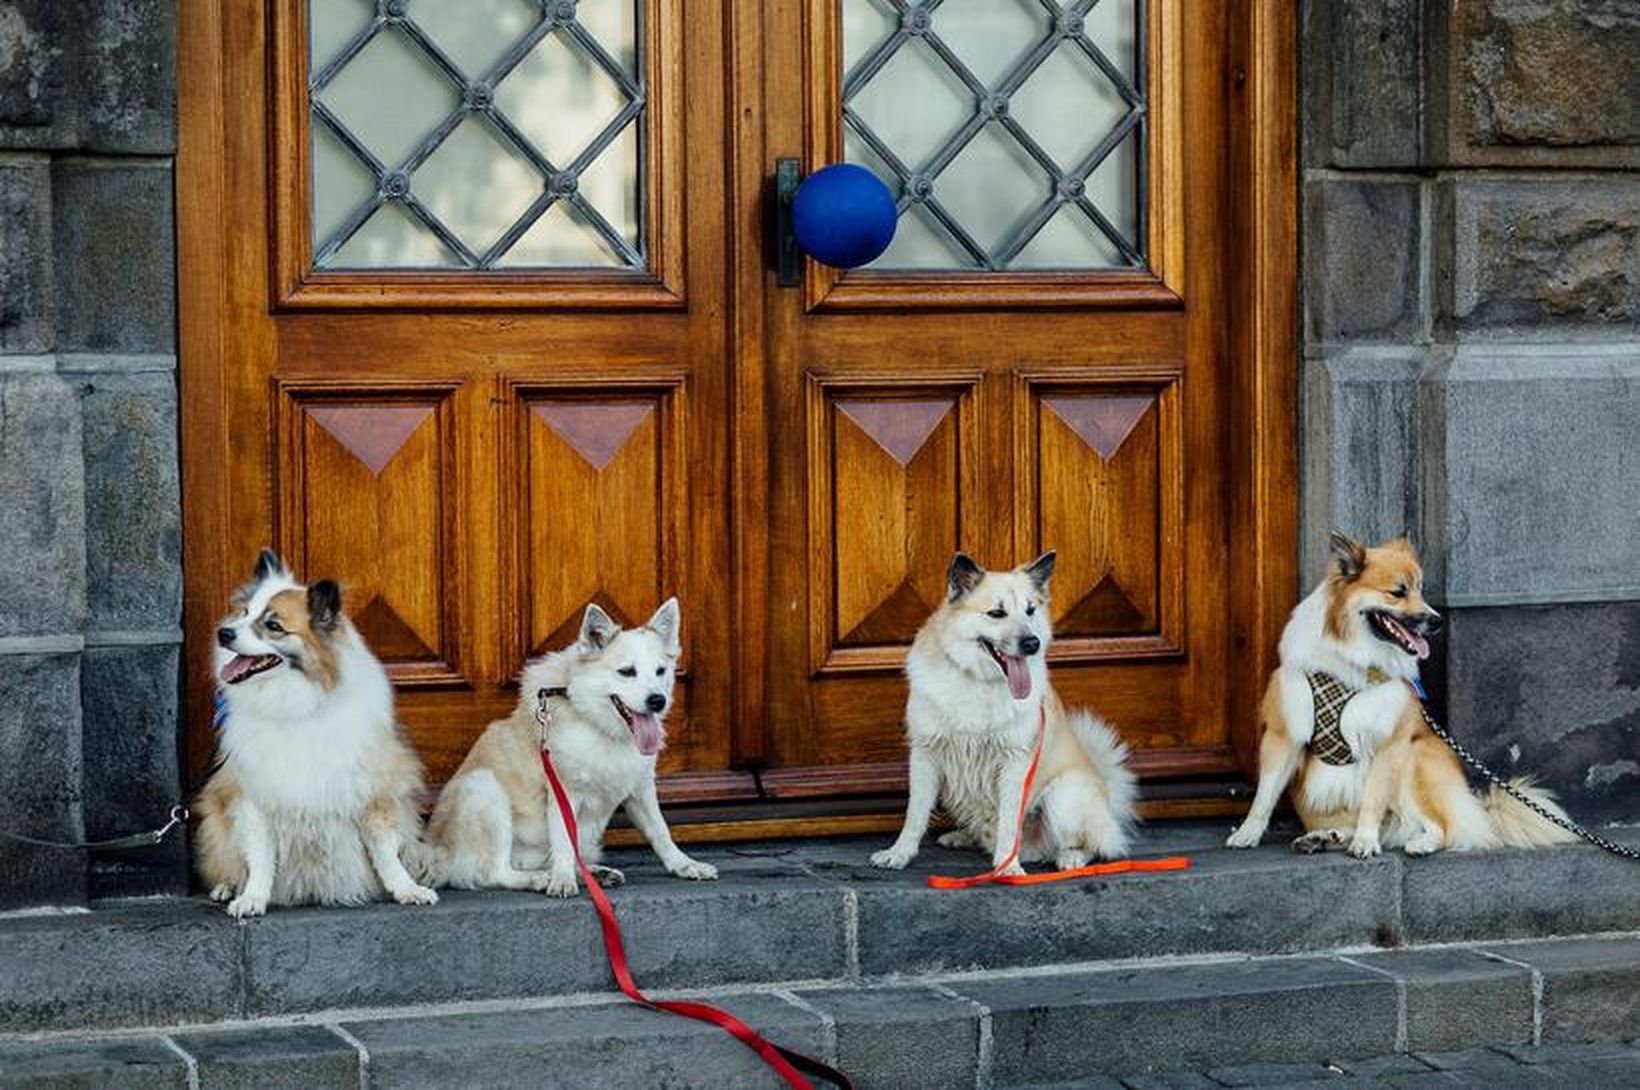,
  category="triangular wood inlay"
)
[841,578,934,646]
[1058,574,1148,636]
[353,595,435,660]
[534,402,652,471]
[307,405,432,475]
[837,399,952,466]
[535,592,636,656]
[1044,395,1152,460]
